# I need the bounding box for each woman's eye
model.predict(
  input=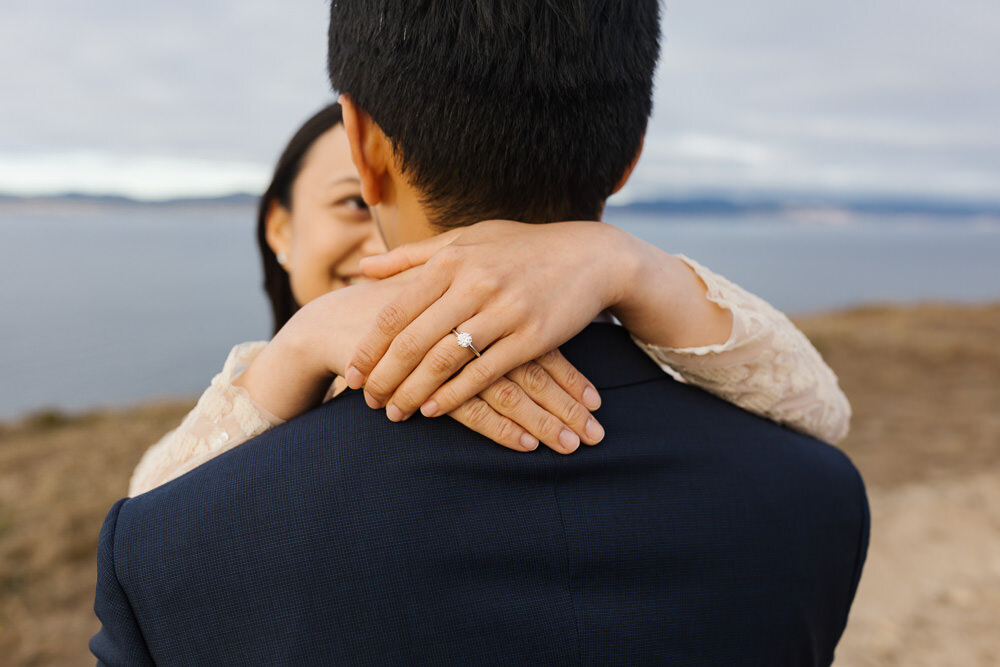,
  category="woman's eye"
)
[337,196,368,211]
